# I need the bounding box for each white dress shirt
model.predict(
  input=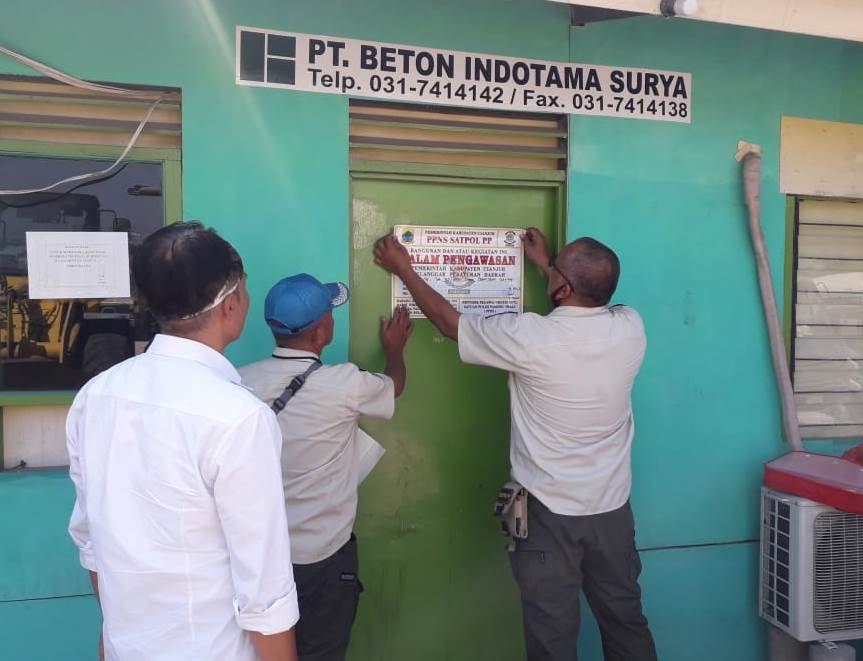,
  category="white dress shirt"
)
[67,334,299,661]
[239,348,394,565]
[458,305,646,516]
